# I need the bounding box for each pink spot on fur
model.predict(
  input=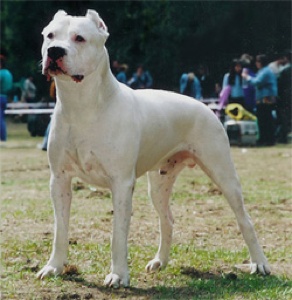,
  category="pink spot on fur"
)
[159,151,196,174]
